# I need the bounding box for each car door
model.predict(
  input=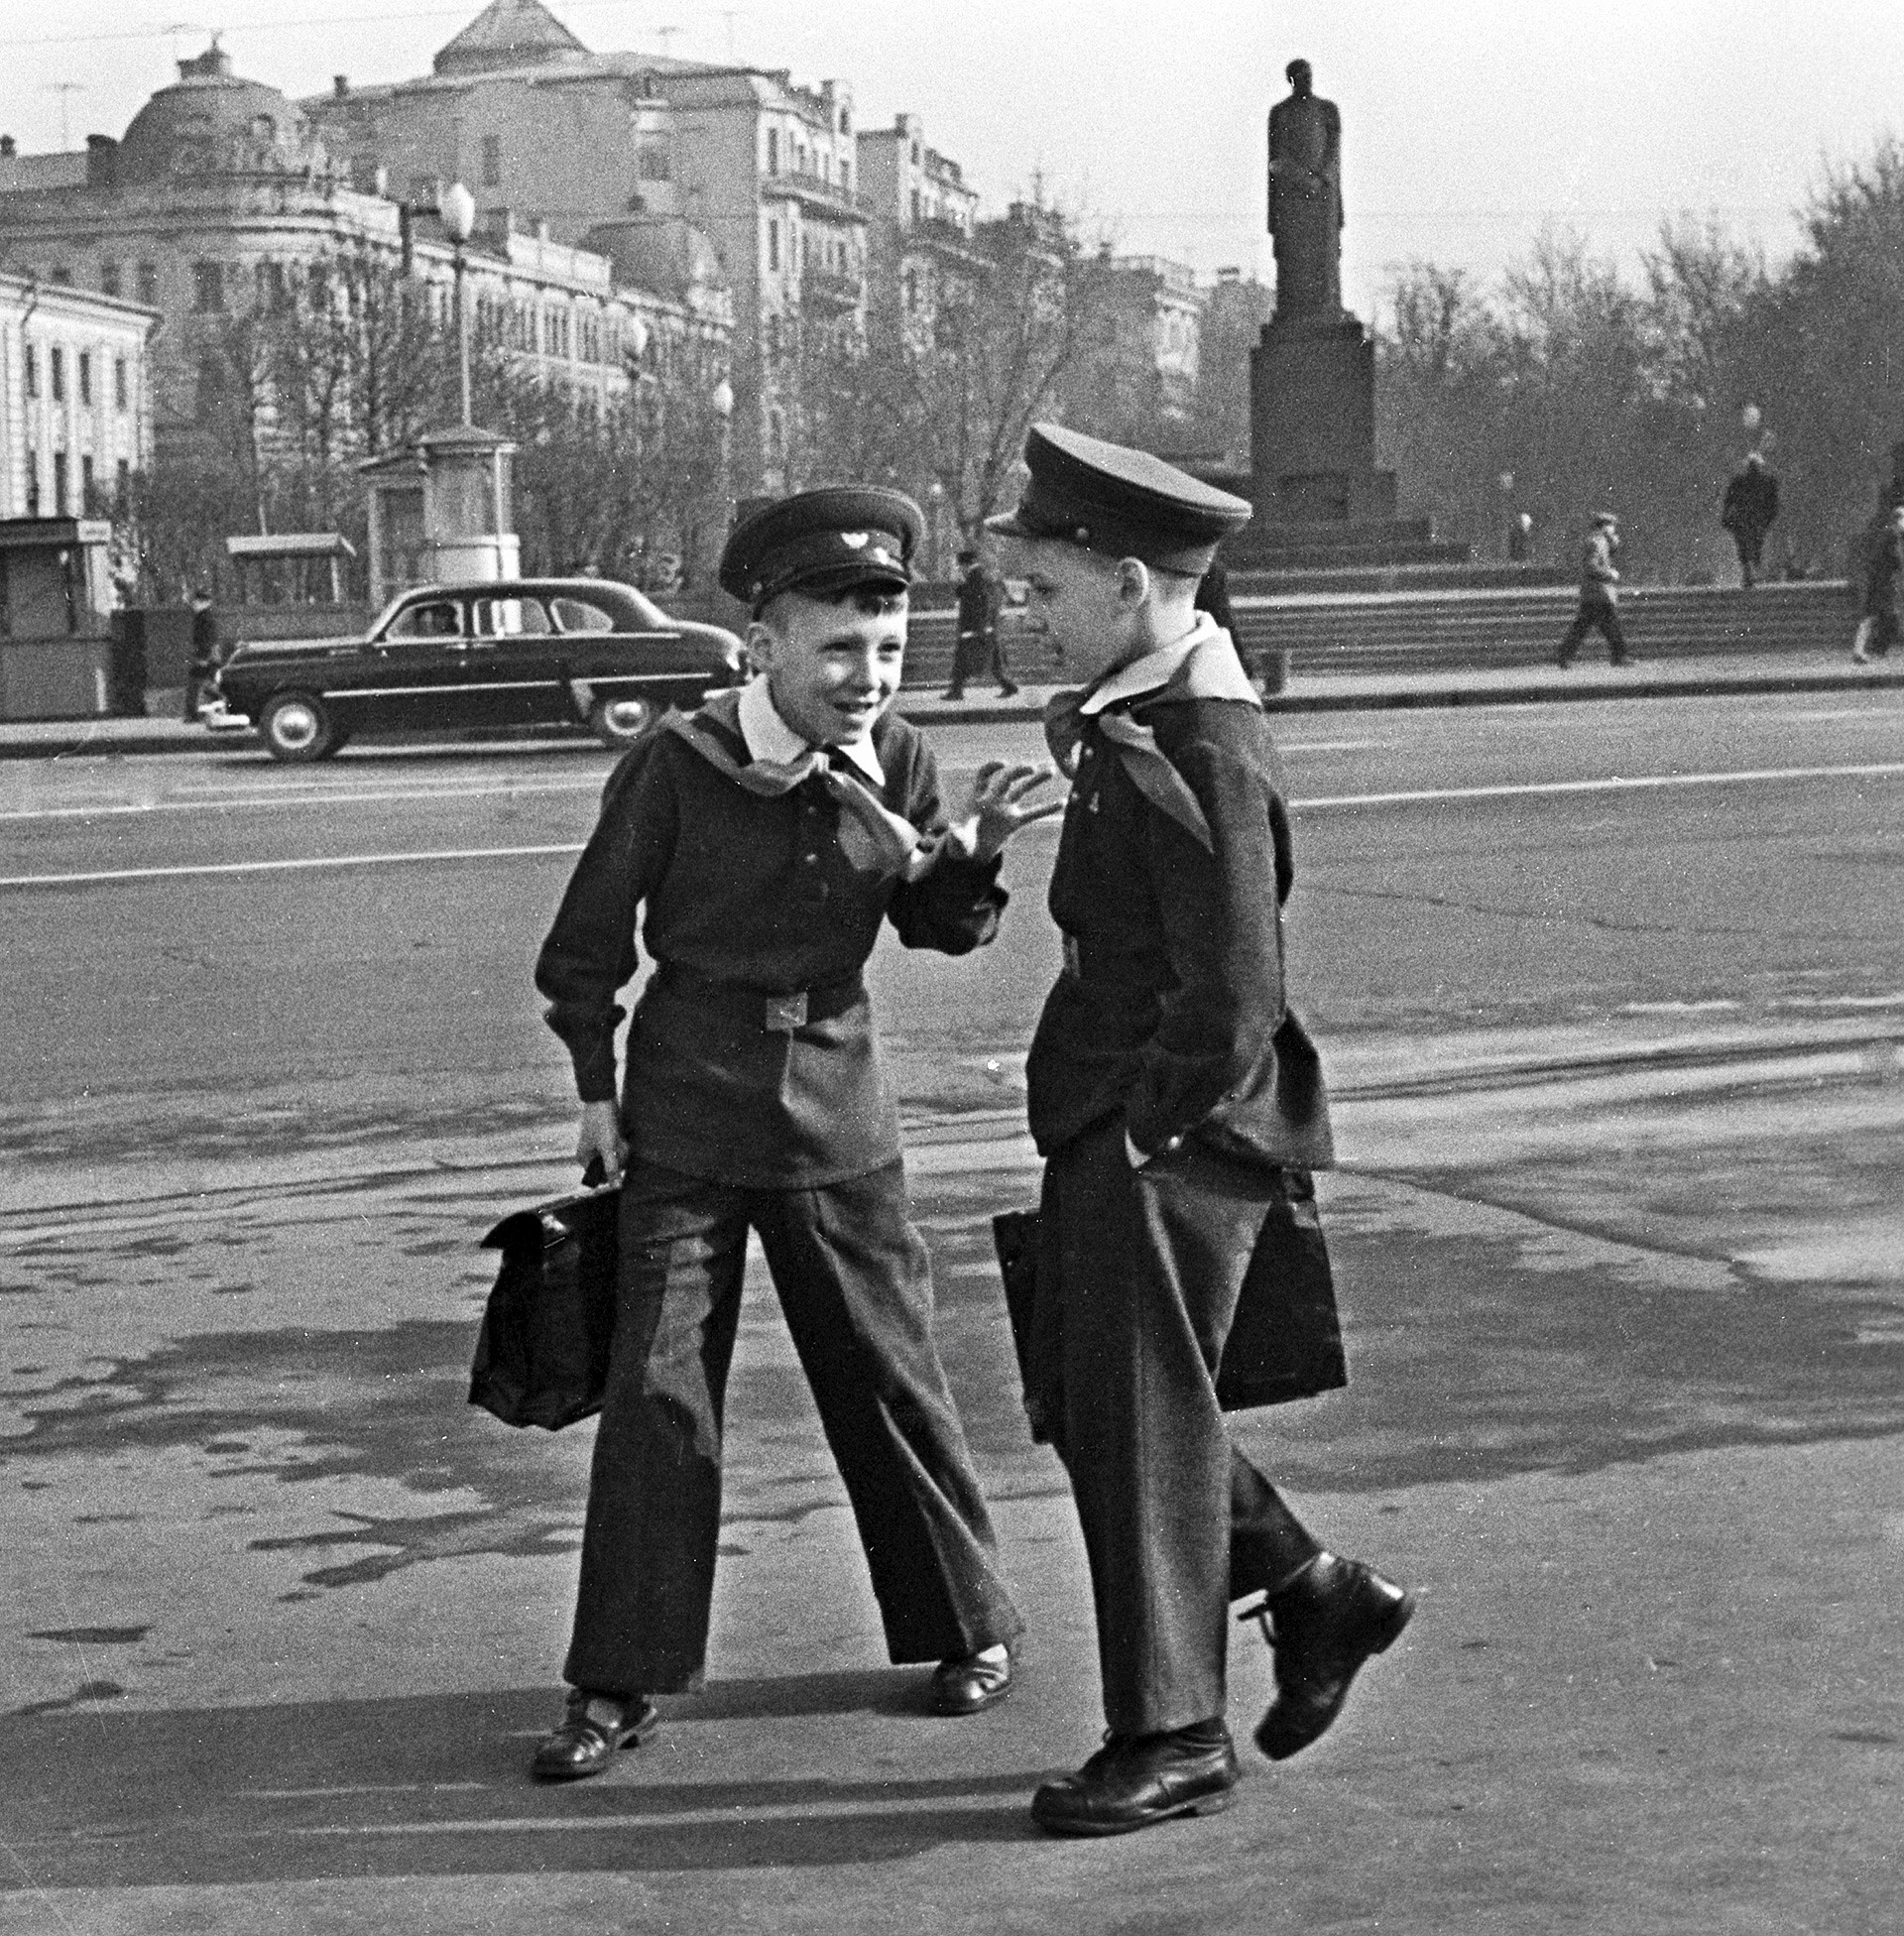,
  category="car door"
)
[347,594,476,730]
[551,589,709,719]
[465,593,564,727]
